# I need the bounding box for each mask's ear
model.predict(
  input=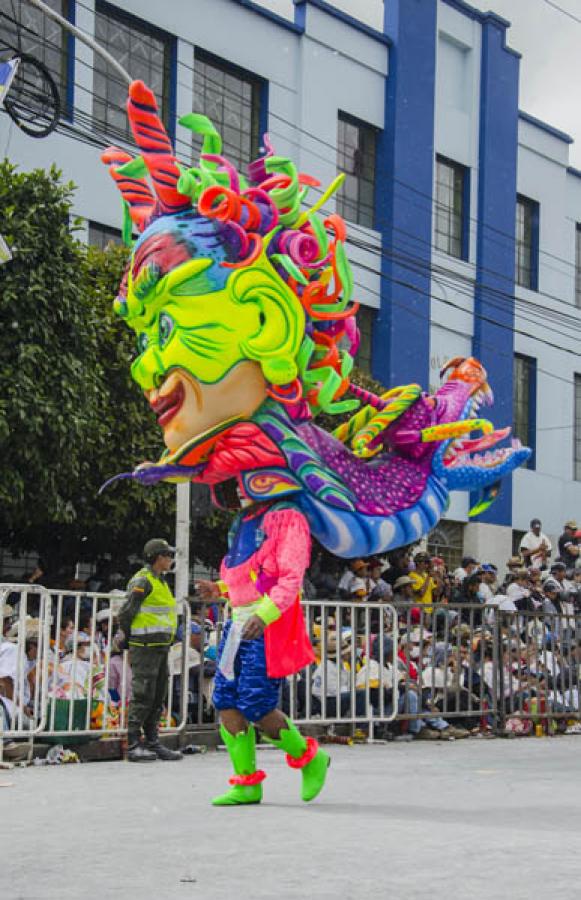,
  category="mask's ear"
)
[229,265,305,385]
